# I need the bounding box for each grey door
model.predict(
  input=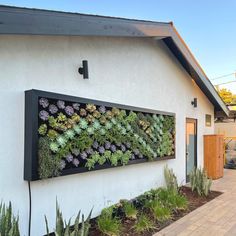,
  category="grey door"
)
[186,118,197,182]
